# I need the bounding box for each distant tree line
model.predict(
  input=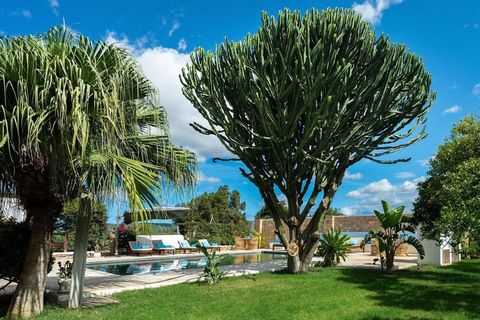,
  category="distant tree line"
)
[177,186,250,244]
[53,199,108,251]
